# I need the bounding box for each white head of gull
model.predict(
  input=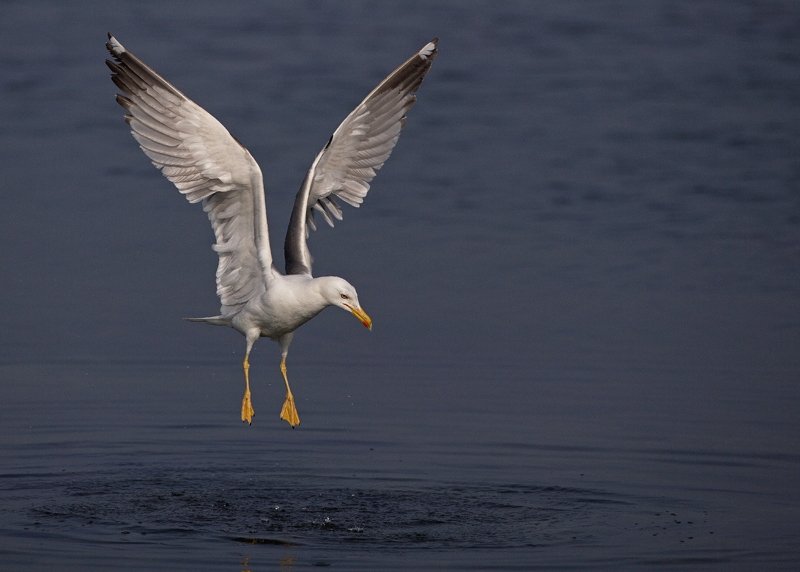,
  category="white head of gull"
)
[106,33,437,427]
